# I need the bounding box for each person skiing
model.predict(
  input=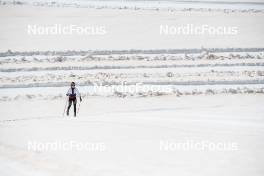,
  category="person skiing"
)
[66,82,82,117]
